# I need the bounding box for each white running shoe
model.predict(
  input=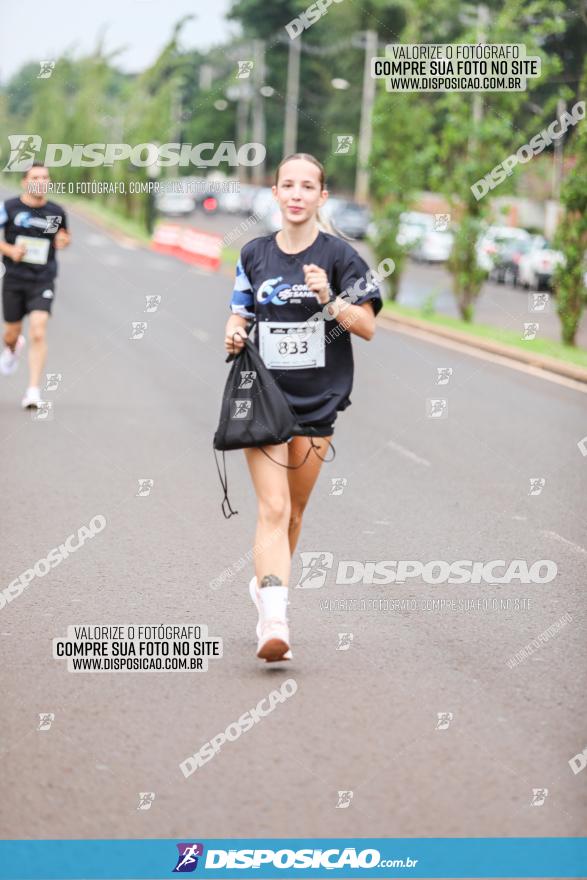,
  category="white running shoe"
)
[0,335,25,376]
[249,576,292,661]
[257,617,291,663]
[21,386,43,410]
